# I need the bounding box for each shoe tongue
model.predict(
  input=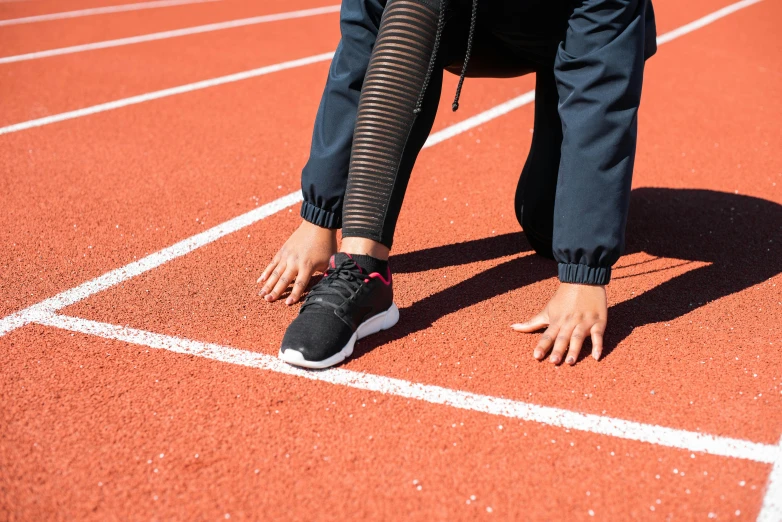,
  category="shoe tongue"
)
[329,253,362,272]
